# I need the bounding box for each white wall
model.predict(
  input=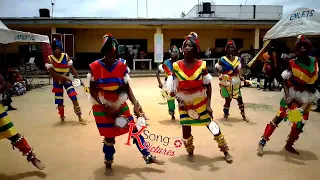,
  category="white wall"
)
[183,5,283,20]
